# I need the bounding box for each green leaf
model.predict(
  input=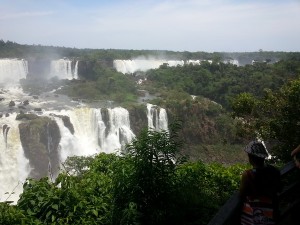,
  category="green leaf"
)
[92,209,98,217]
[52,214,56,222]
[52,204,58,210]
[26,208,33,215]
[46,210,52,218]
